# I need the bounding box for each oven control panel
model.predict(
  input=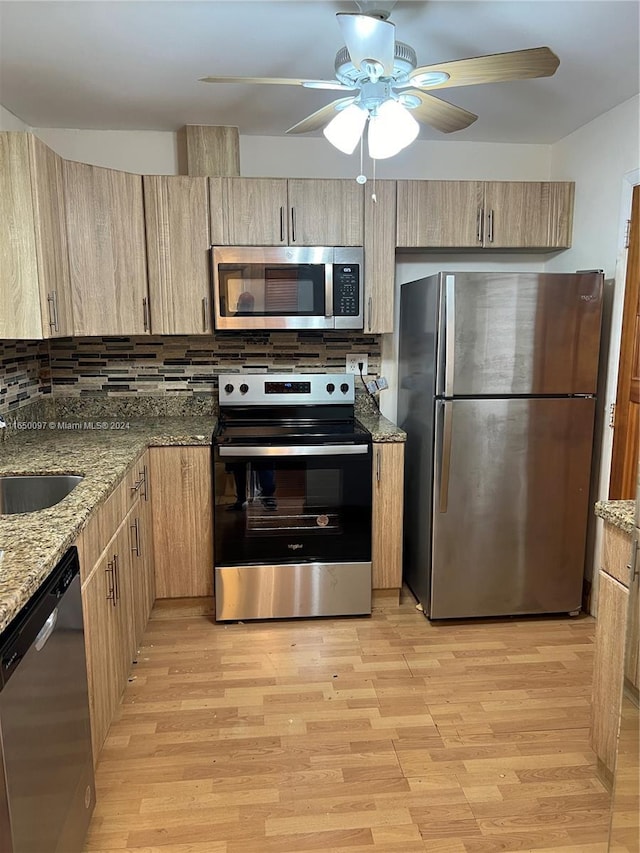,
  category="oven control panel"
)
[218,373,355,406]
